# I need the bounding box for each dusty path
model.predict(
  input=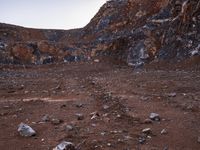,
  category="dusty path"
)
[0,61,199,150]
